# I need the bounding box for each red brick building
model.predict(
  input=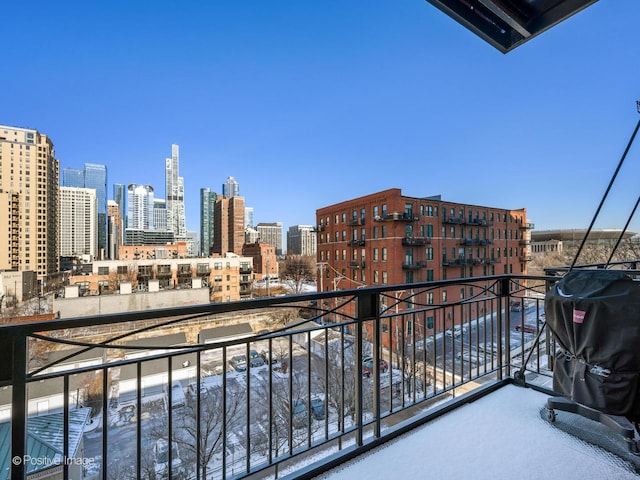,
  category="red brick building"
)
[242,242,278,280]
[316,188,532,335]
